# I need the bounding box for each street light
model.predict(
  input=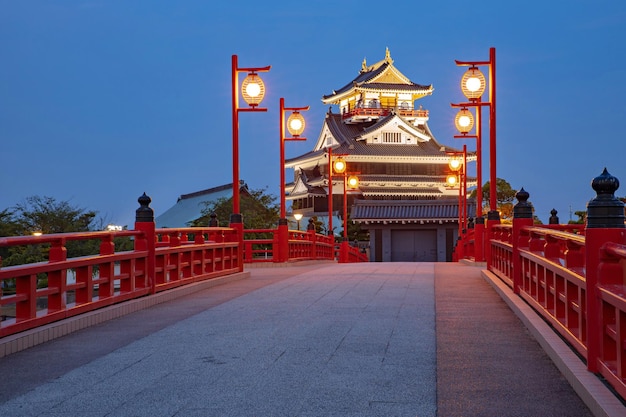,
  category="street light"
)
[447,146,468,241]
[231,55,271,228]
[454,48,497,219]
[451,47,498,262]
[332,157,359,263]
[293,213,303,230]
[231,55,270,270]
[278,97,309,262]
